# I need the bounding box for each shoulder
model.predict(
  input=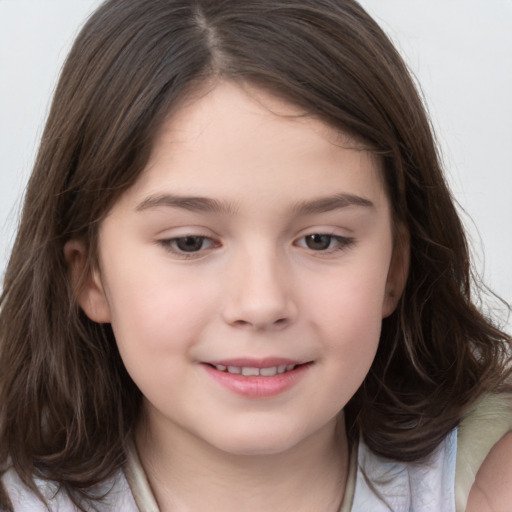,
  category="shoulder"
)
[466,431,512,512]
[456,393,512,512]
